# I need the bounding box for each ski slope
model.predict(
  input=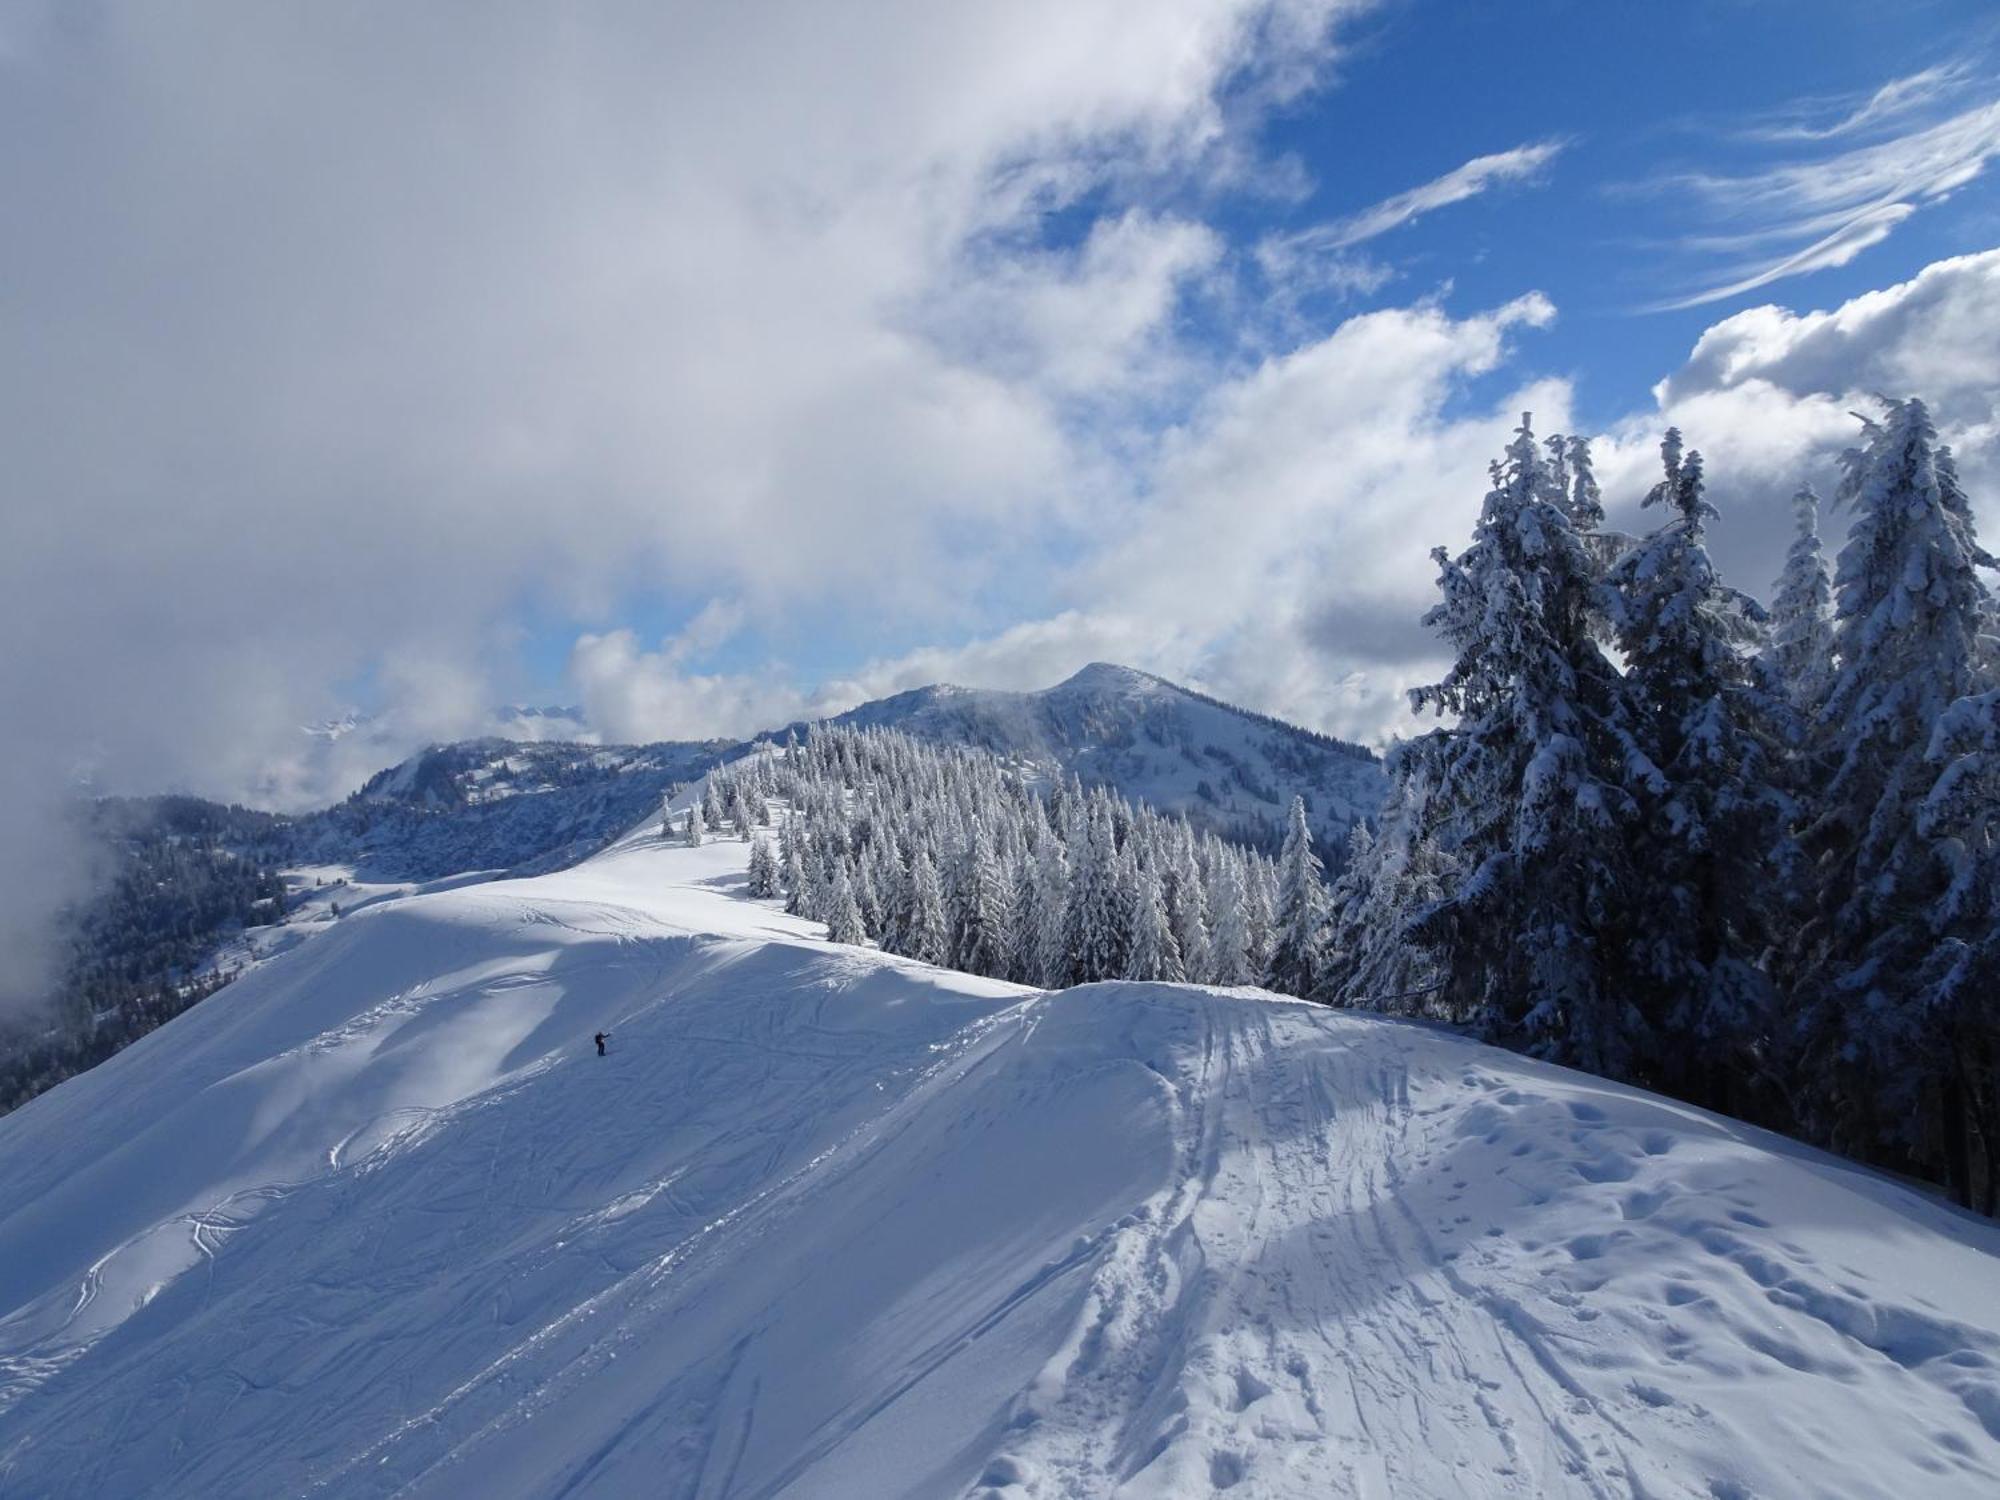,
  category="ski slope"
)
[2,824,1998,1498]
